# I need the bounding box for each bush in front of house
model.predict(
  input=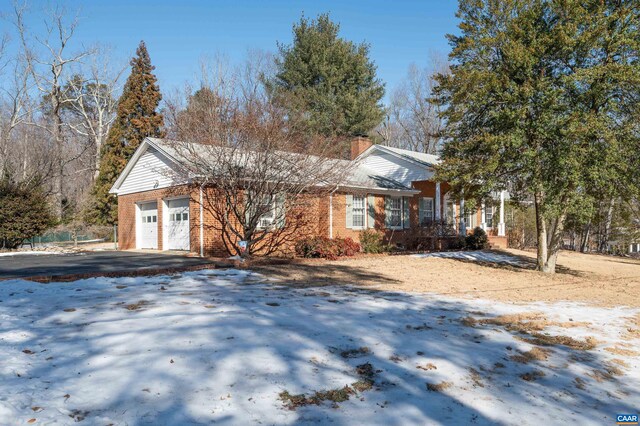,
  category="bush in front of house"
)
[359,229,387,253]
[0,175,55,249]
[465,227,489,250]
[295,236,361,260]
